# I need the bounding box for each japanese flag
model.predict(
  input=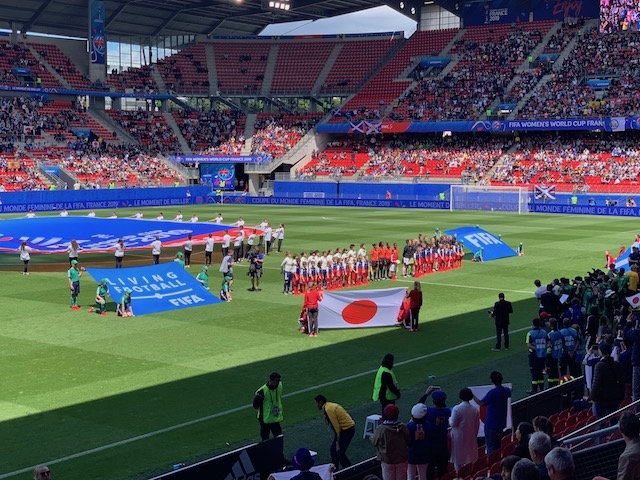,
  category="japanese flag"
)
[318,287,406,329]
[627,292,640,308]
